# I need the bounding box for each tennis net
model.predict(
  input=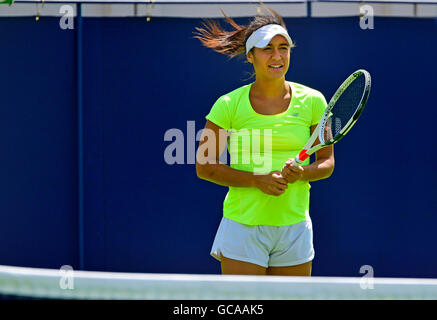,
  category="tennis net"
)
[0,264,436,300]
